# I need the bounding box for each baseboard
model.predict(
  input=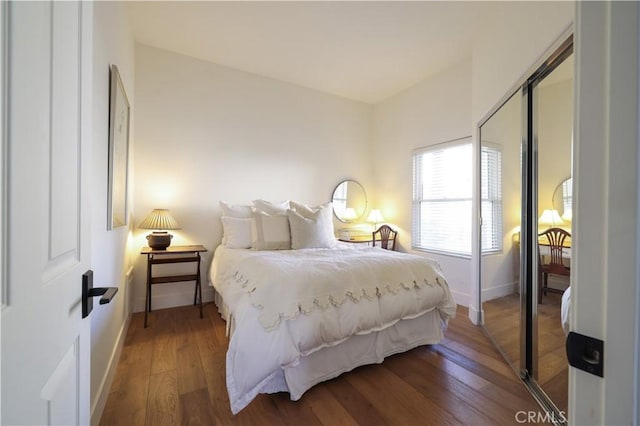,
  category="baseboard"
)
[90,311,130,426]
[134,286,216,313]
[450,289,469,307]
[468,304,483,325]
[482,281,517,302]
